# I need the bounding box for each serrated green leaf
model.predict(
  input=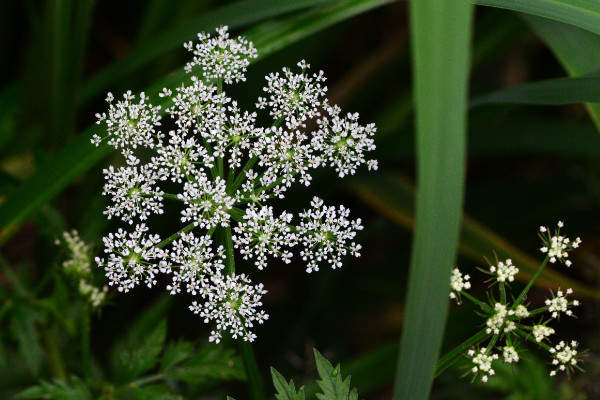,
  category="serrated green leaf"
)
[271,367,305,400]
[164,345,245,384]
[15,376,91,400]
[112,319,167,383]
[314,349,356,400]
[132,384,182,400]
[159,340,195,372]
